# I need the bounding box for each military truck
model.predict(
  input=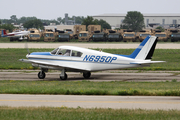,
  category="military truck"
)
[92,30,107,42]
[136,30,152,42]
[87,25,107,42]
[119,29,136,42]
[166,29,180,42]
[57,30,70,42]
[78,31,90,42]
[87,25,101,37]
[106,29,122,42]
[65,29,73,39]
[43,29,56,42]
[73,25,86,39]
[151,29,168,42]
[28,28,42,41]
